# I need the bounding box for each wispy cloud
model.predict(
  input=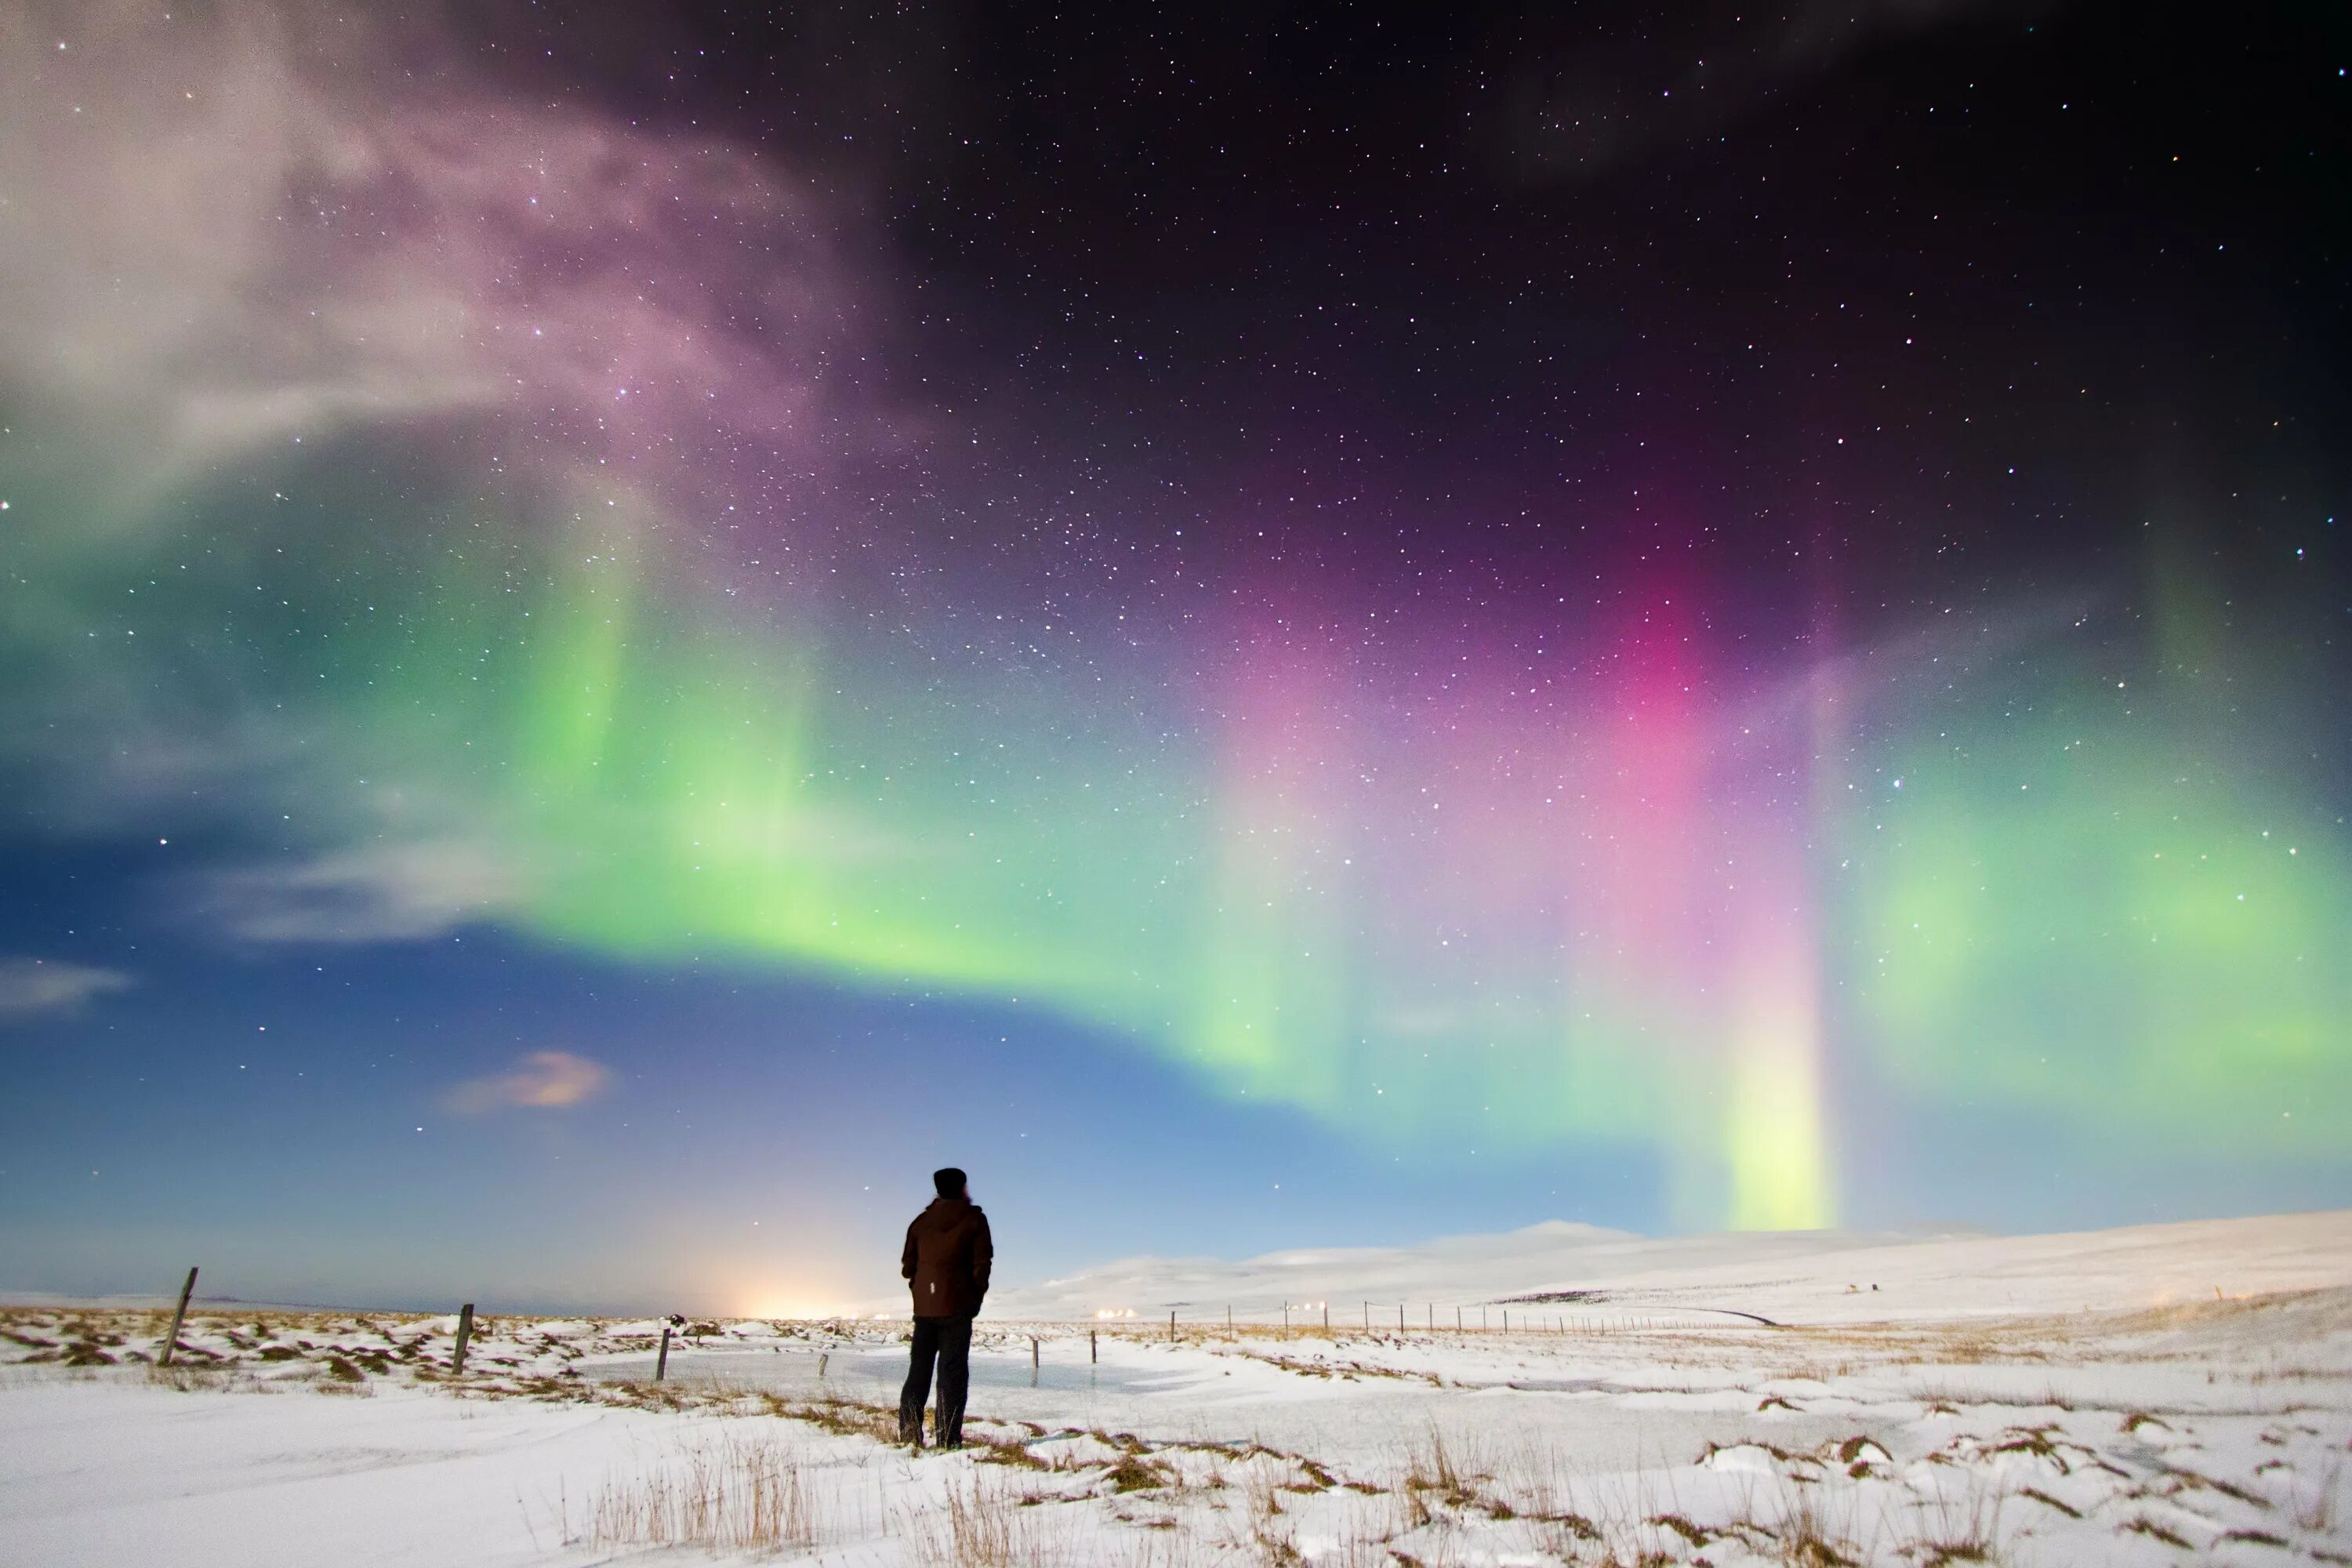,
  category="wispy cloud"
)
[199,840,522,944]
[0,957,133,1022]
[445,1051,611,1114]
[0,0,862,508]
